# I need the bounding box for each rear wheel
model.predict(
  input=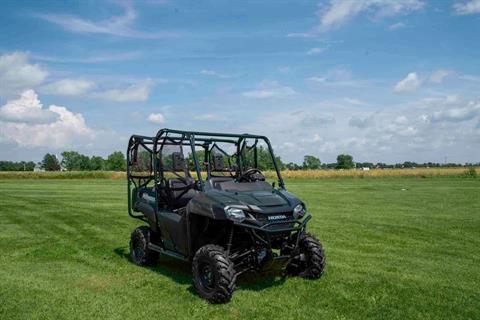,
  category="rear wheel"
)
[287,233,325,279]
[192,245,236,303]
[129,226,158,266]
